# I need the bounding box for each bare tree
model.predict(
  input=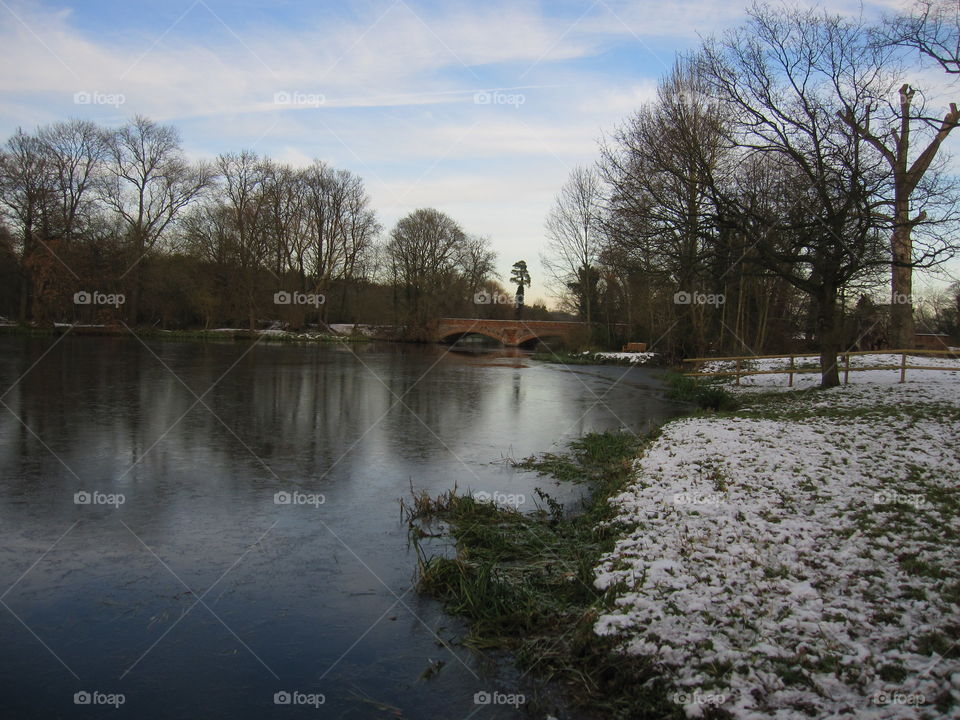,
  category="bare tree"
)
[844,89,959,347]
[101,116,213,323]
[699,4,893,387]
[385,208,491,334]
[37,120,108,247]
[217,150,272,330]
[543,165,603,324]
[599,59,733,356]
[0,130,53,321]
[457,234,498,305]
[881,0,960,74]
